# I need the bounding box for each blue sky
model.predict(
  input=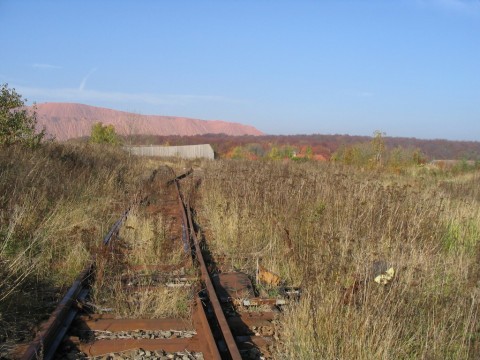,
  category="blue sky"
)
[1,0,479,140]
